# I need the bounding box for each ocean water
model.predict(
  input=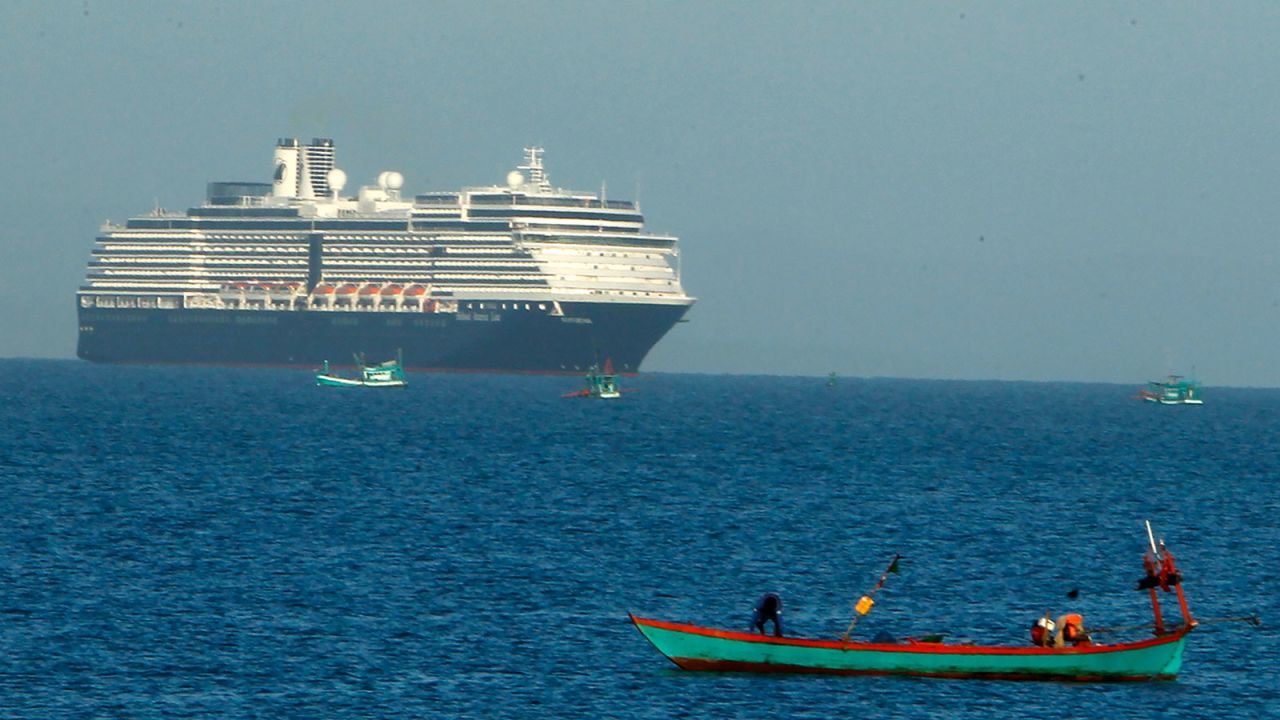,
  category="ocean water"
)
[1,360,1277,718]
